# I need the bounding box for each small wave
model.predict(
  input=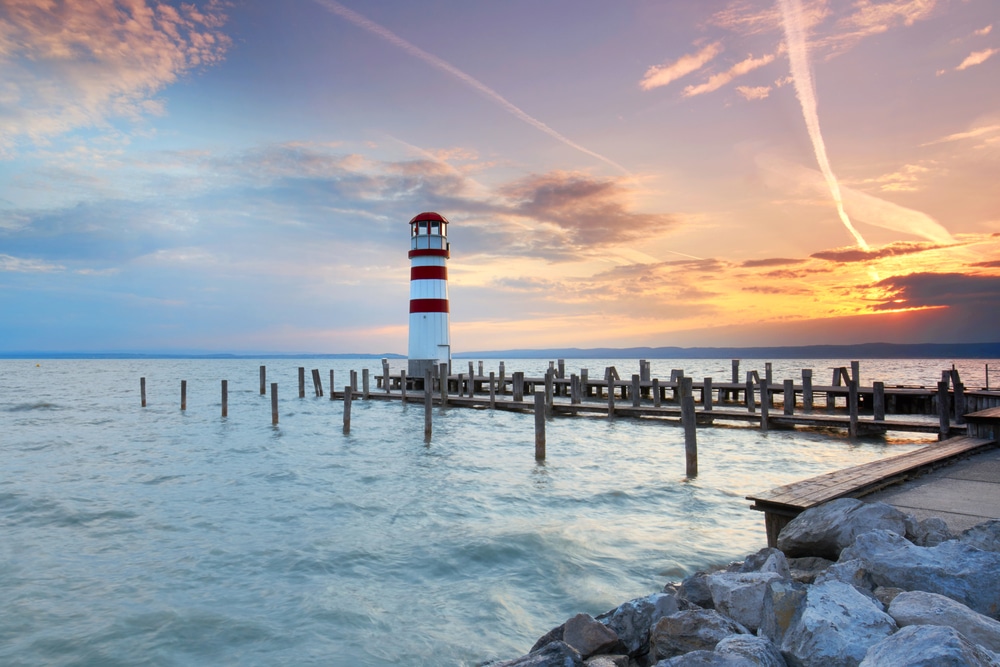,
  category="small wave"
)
[6,401,61,412]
